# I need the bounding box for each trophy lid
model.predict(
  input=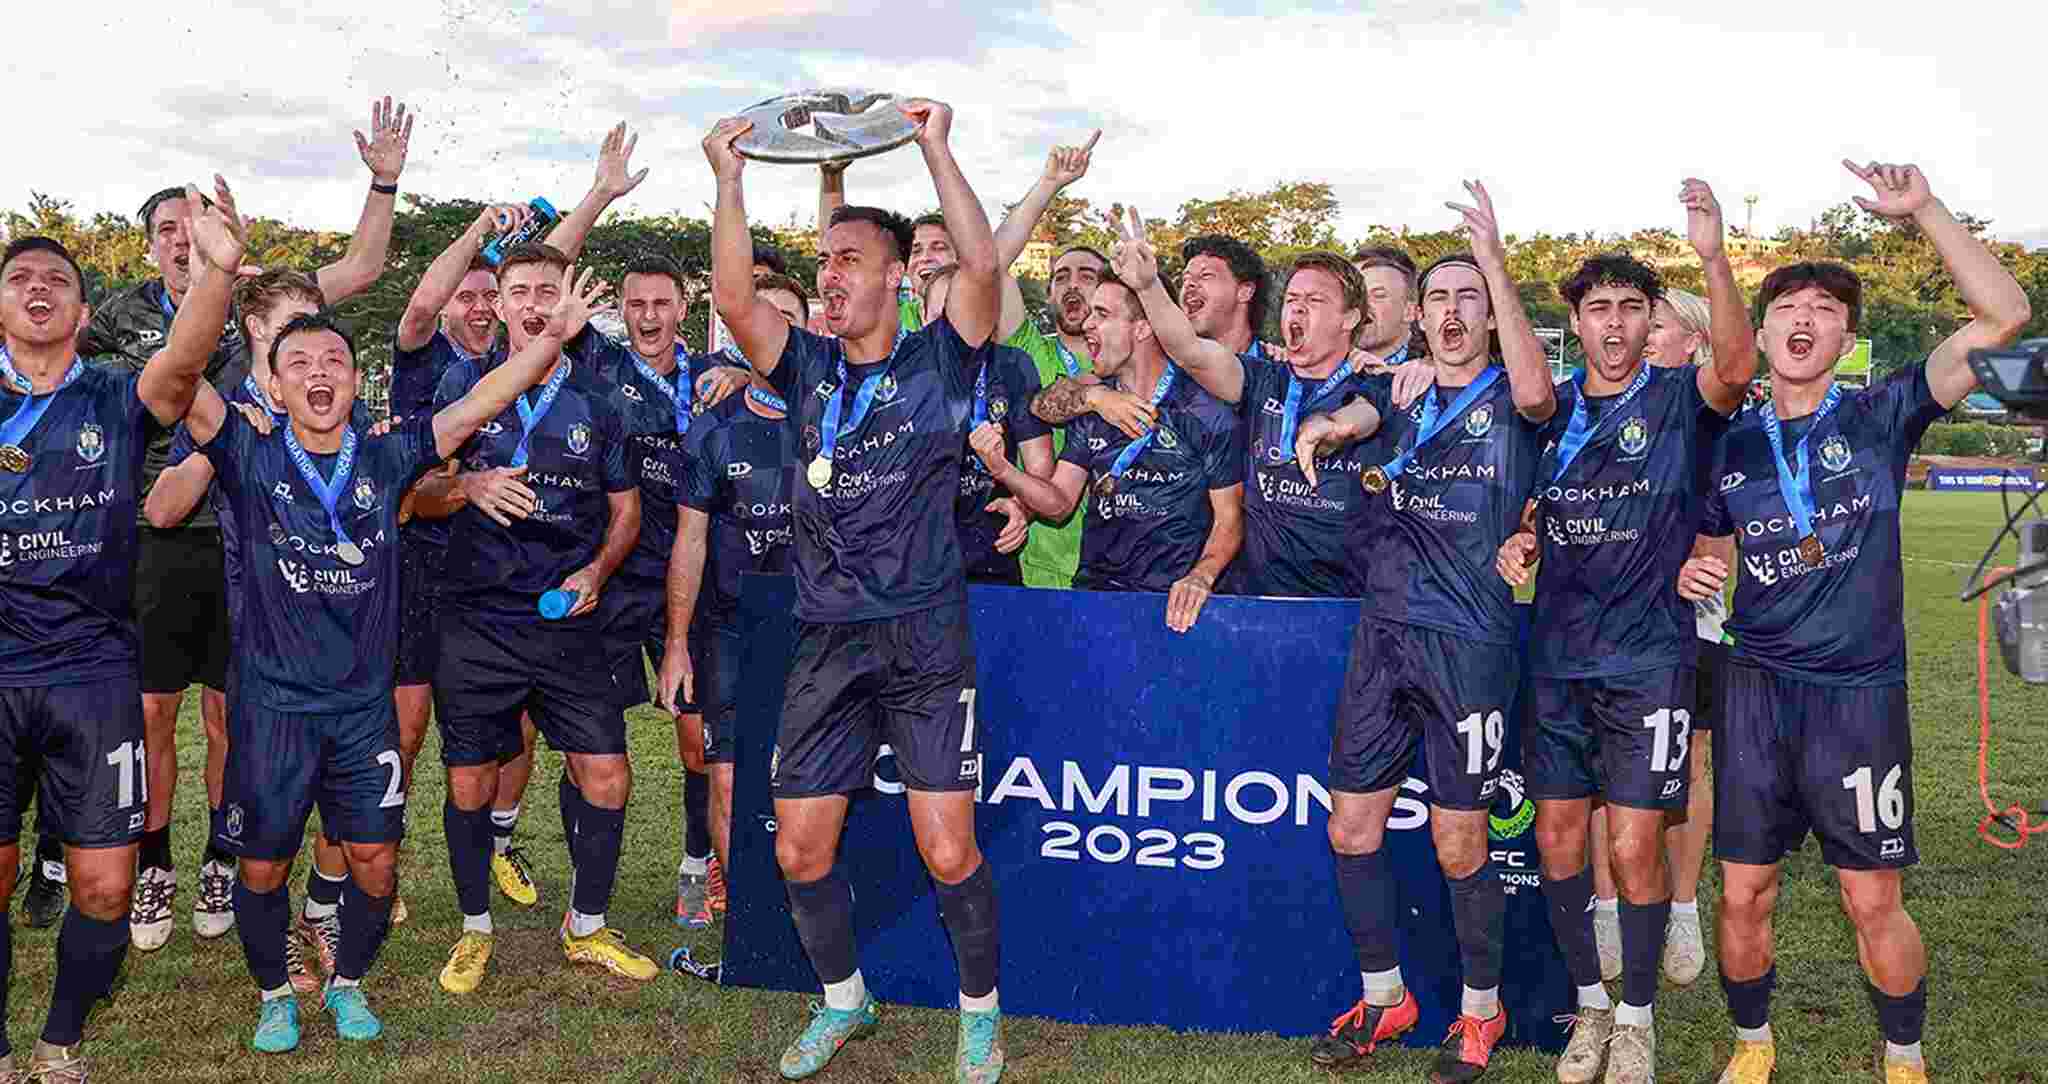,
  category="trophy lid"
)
[733,89,919,164]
